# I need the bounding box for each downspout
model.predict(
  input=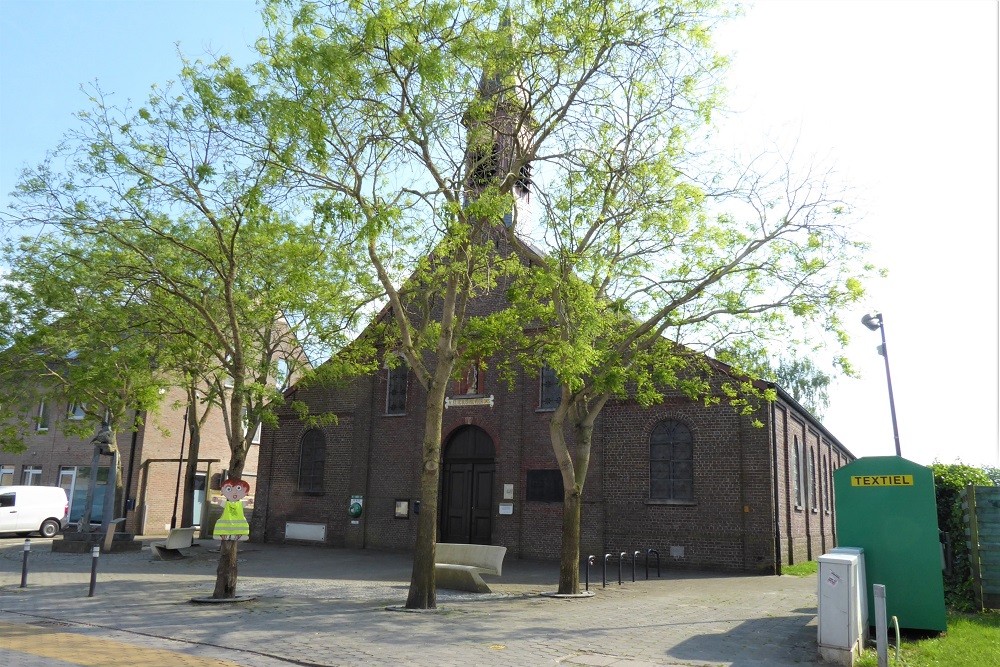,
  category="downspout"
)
[770,397,782,575]
[363,373,376,549]
[261,419,279,544]
[123,407,142,530]
[737,411,747,570]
